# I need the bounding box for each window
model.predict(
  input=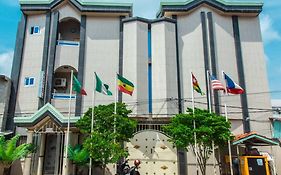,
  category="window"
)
[273,120,281,138]
[30,26,40,34]
[24,77,35,86]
